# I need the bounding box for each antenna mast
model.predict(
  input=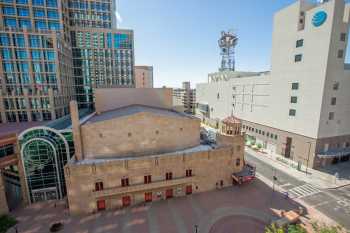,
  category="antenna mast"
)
[218,30,238,71]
